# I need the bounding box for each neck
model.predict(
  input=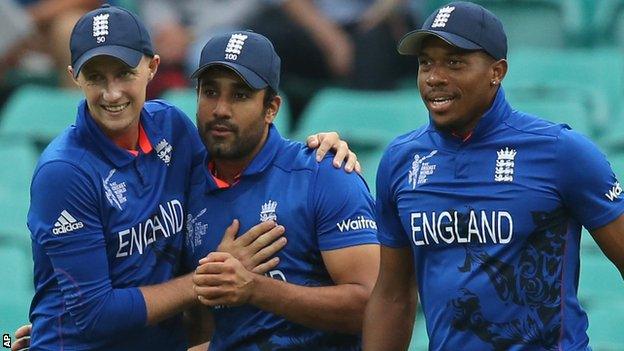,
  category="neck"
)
[112,131,139,150]
[213,127,269,184]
